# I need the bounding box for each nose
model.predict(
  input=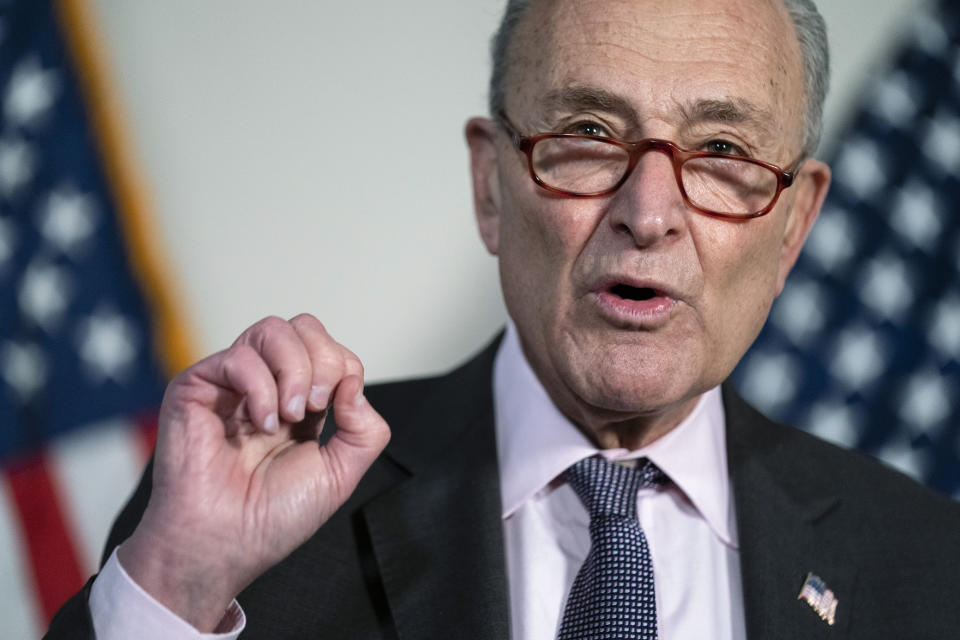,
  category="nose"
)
[606,146,687,248]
